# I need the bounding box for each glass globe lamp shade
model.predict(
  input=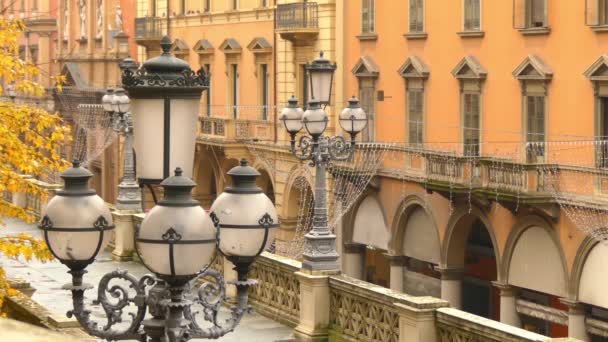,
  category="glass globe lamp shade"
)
[306,51,336,105]
[136,168,215,284]
[210,160,278,259]
[102,89,114,112]
[279,96,304,135]
[112,88,131,113]
[339,96,368,136]
[40,161,114,269]
[302,98,328,137]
